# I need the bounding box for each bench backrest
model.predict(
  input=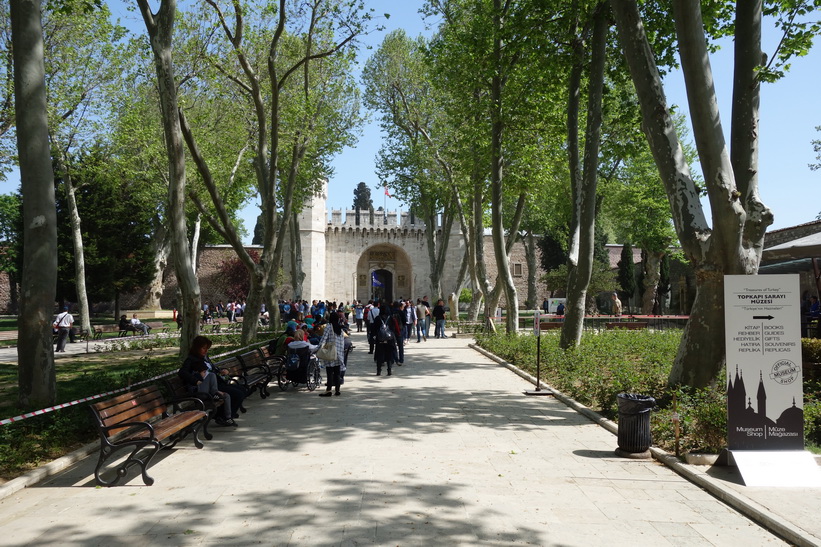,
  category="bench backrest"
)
[164,375,187,398]
[238,350,263,370]
[90,385,167,437]
[214,356,243,376]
